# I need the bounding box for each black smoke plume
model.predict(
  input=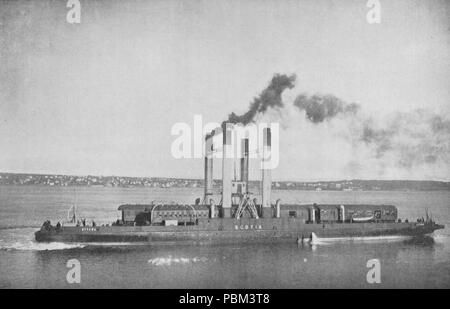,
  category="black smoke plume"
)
[357,111,450,168]
[222,73,449,177]
[225,73,296,125]
[360,119,397,158]
[291,91,449,174]
[293,93,360,123]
